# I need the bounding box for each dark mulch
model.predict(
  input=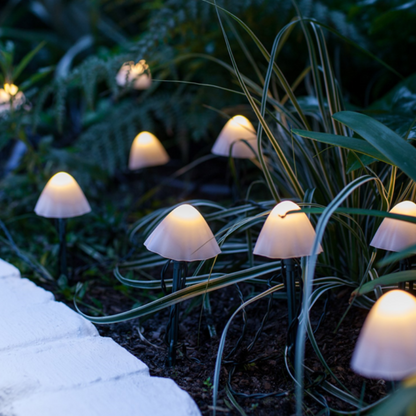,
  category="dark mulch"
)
[58,276,387,416]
